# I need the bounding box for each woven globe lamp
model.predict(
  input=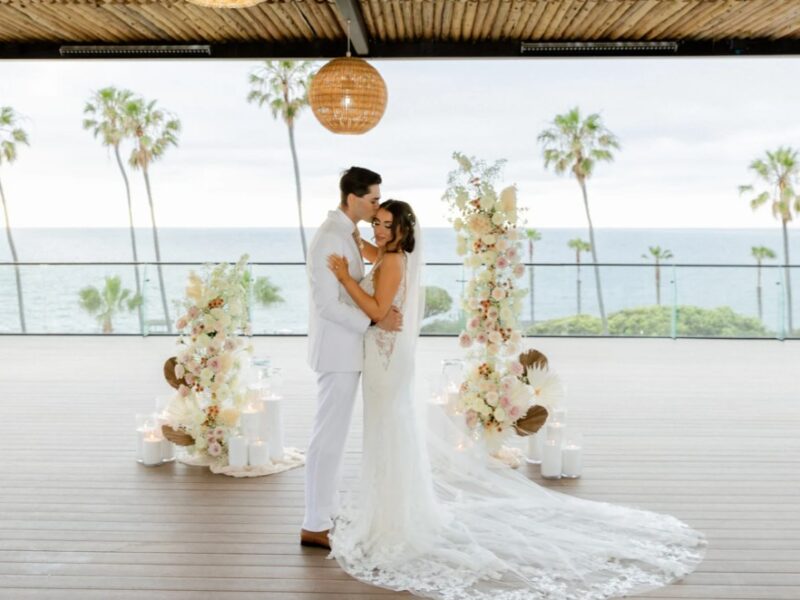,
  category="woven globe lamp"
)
[309,57,388,135]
